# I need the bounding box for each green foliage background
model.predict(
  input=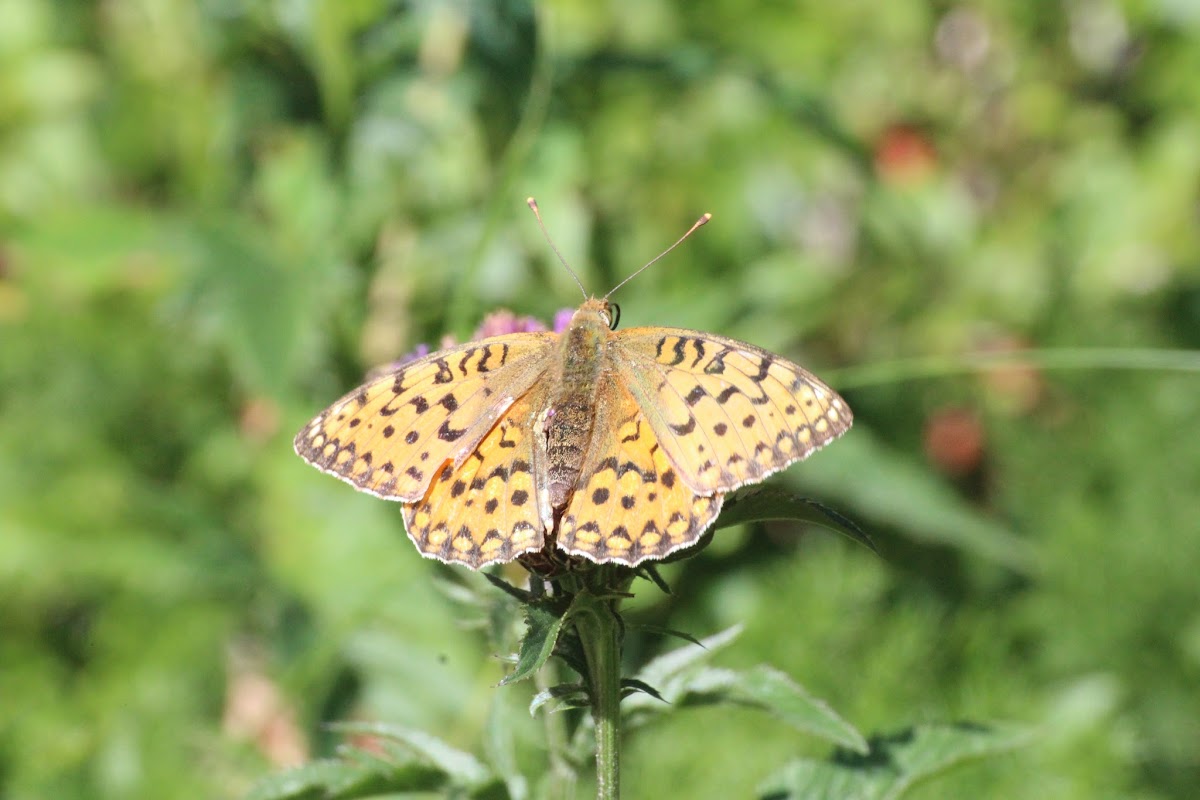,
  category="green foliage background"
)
[3,1,1199,797]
